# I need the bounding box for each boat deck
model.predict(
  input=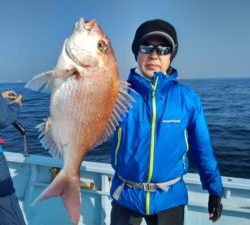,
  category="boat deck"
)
[5,152,250,225]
